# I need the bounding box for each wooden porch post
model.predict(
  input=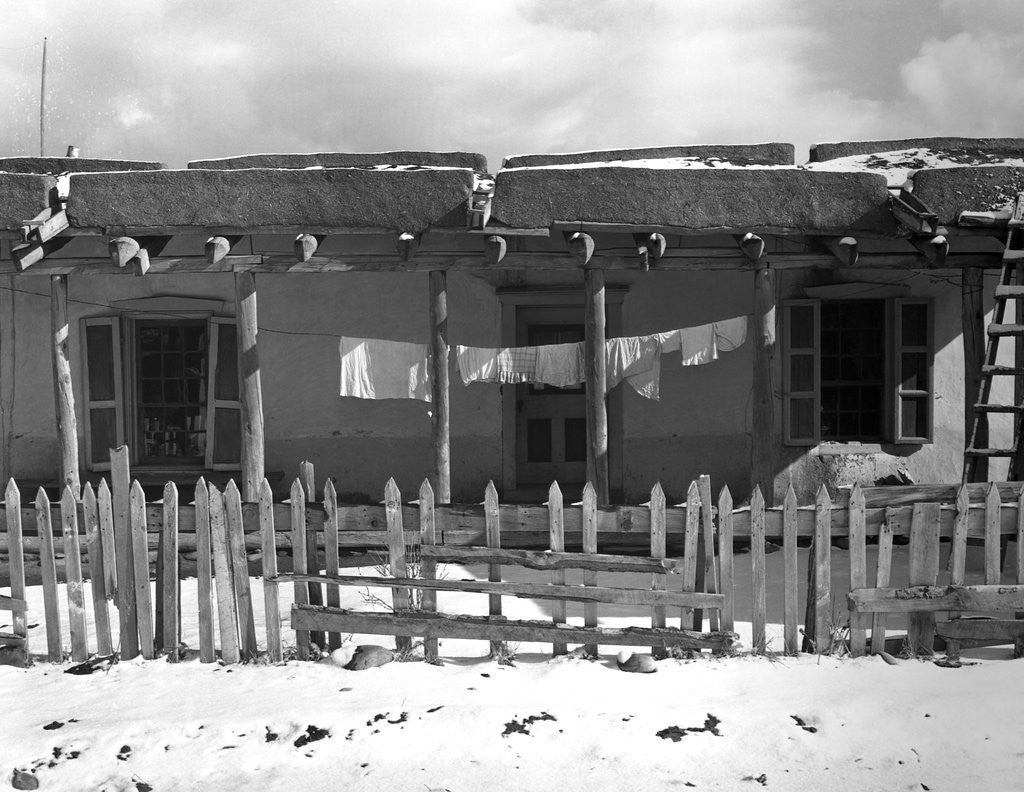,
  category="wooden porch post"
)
[429,270,451,503]
[1,273,14,485]
[50,275,80,494]
[234,272,265,501]
[962,267,987,481]
[584,267,610,505]
[751,264,776,504]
